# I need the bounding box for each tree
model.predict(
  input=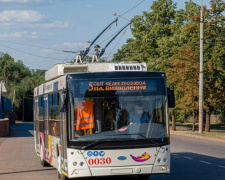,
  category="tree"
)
[202,0,225,132]
[0,53,45,108]
[113,0,225,132]
[113,0,177,70]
